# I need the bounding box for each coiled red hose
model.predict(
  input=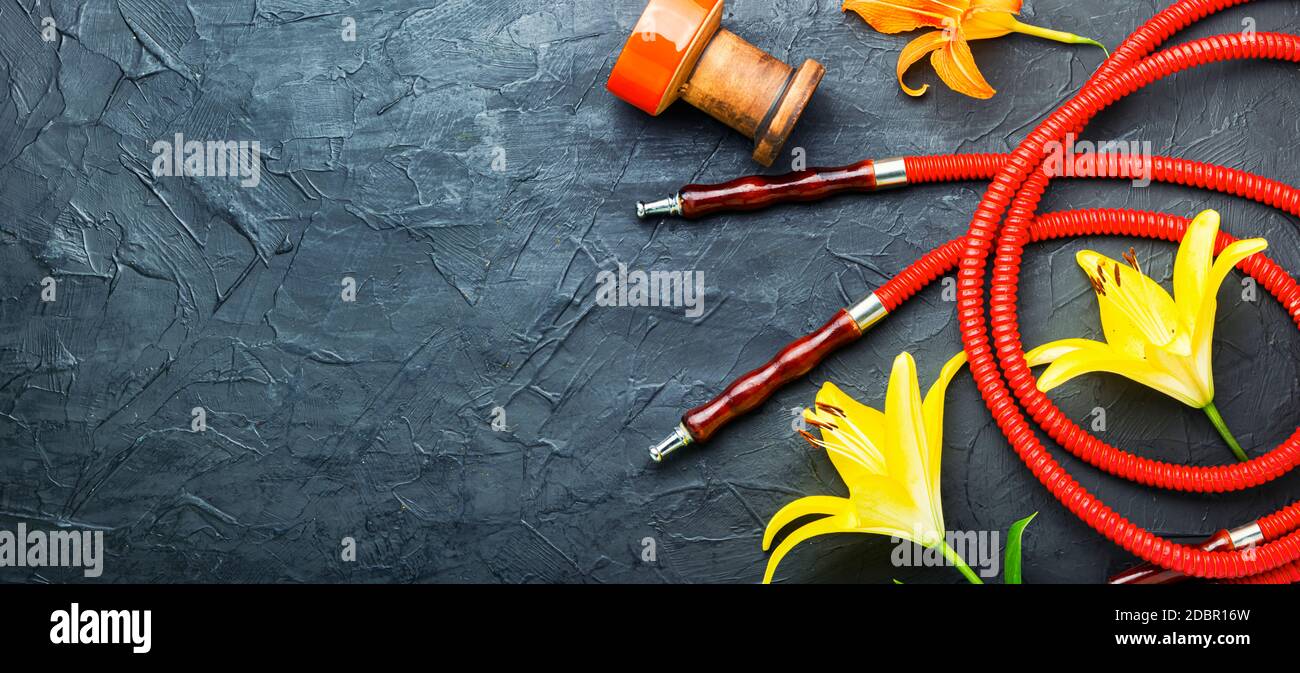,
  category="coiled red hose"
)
[867,0,1300,580]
